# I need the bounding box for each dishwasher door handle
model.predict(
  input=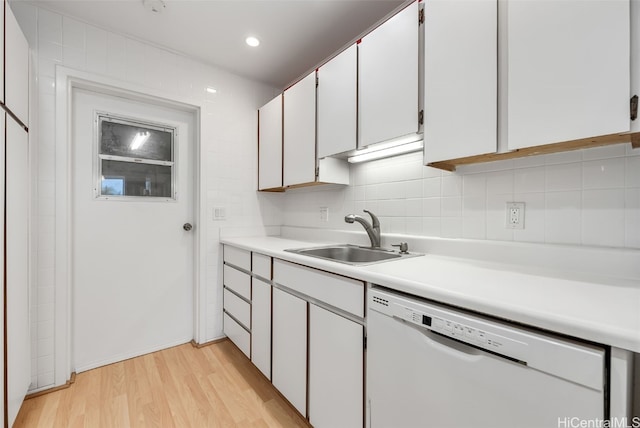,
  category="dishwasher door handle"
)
[394,315,493,363]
